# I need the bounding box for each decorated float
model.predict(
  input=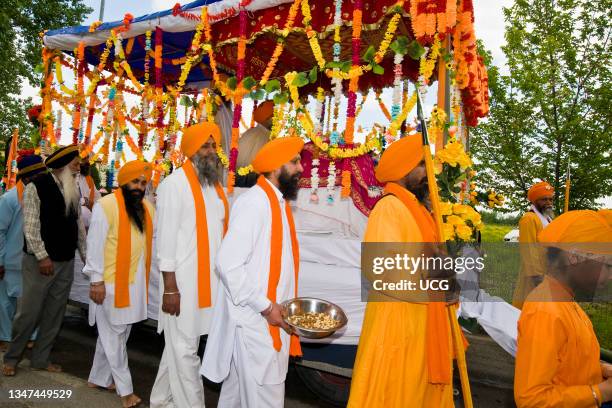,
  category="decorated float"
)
[40,0,513,404]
